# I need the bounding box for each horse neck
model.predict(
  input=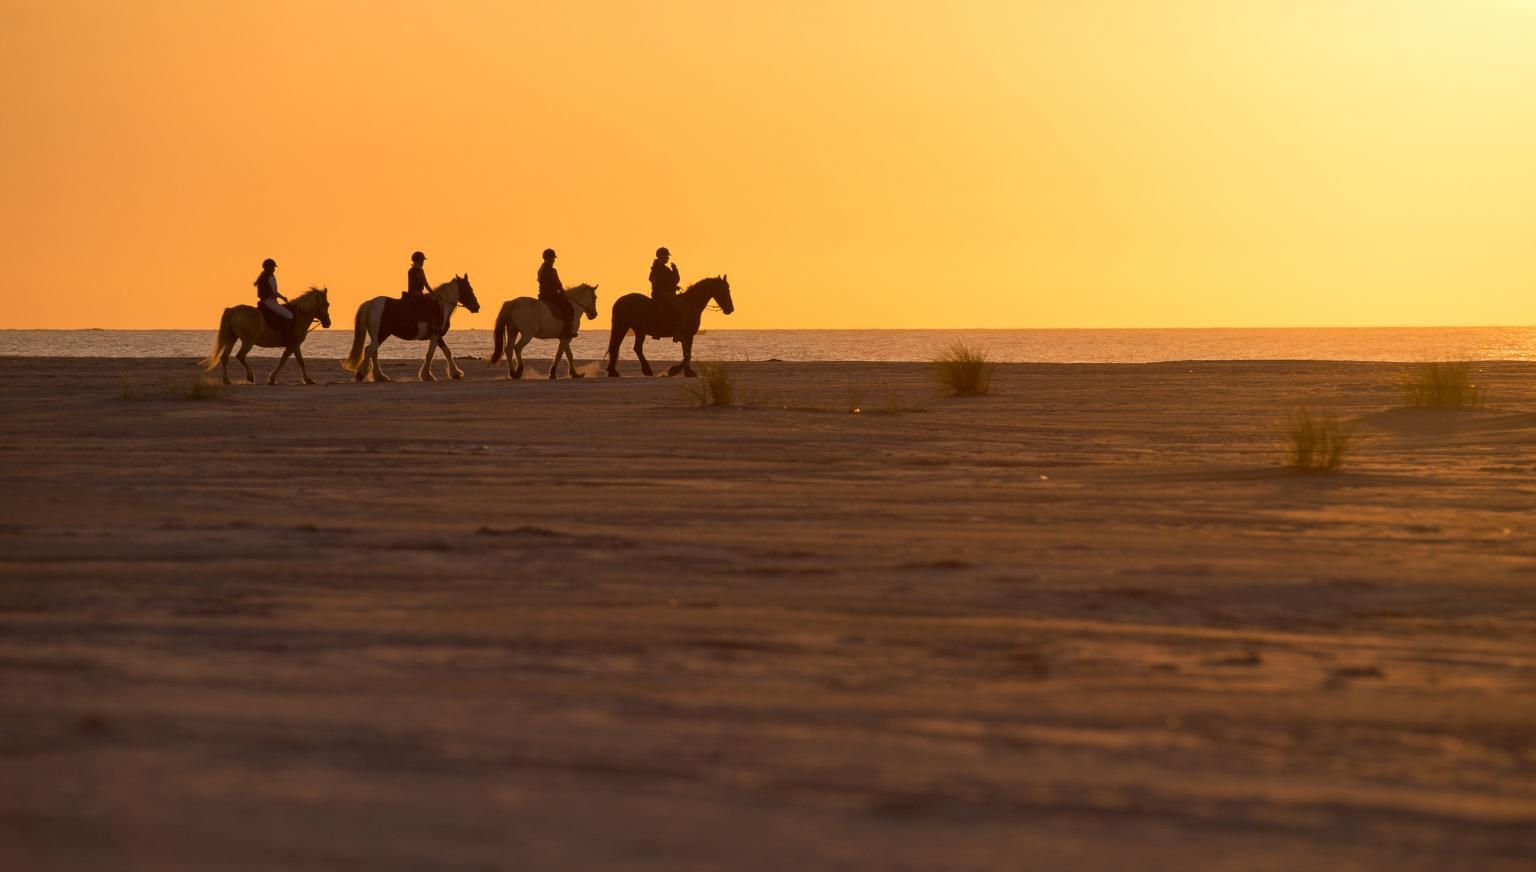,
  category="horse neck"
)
[291,293,319,319]
[434,282,457,307]
[682,282,714,312]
